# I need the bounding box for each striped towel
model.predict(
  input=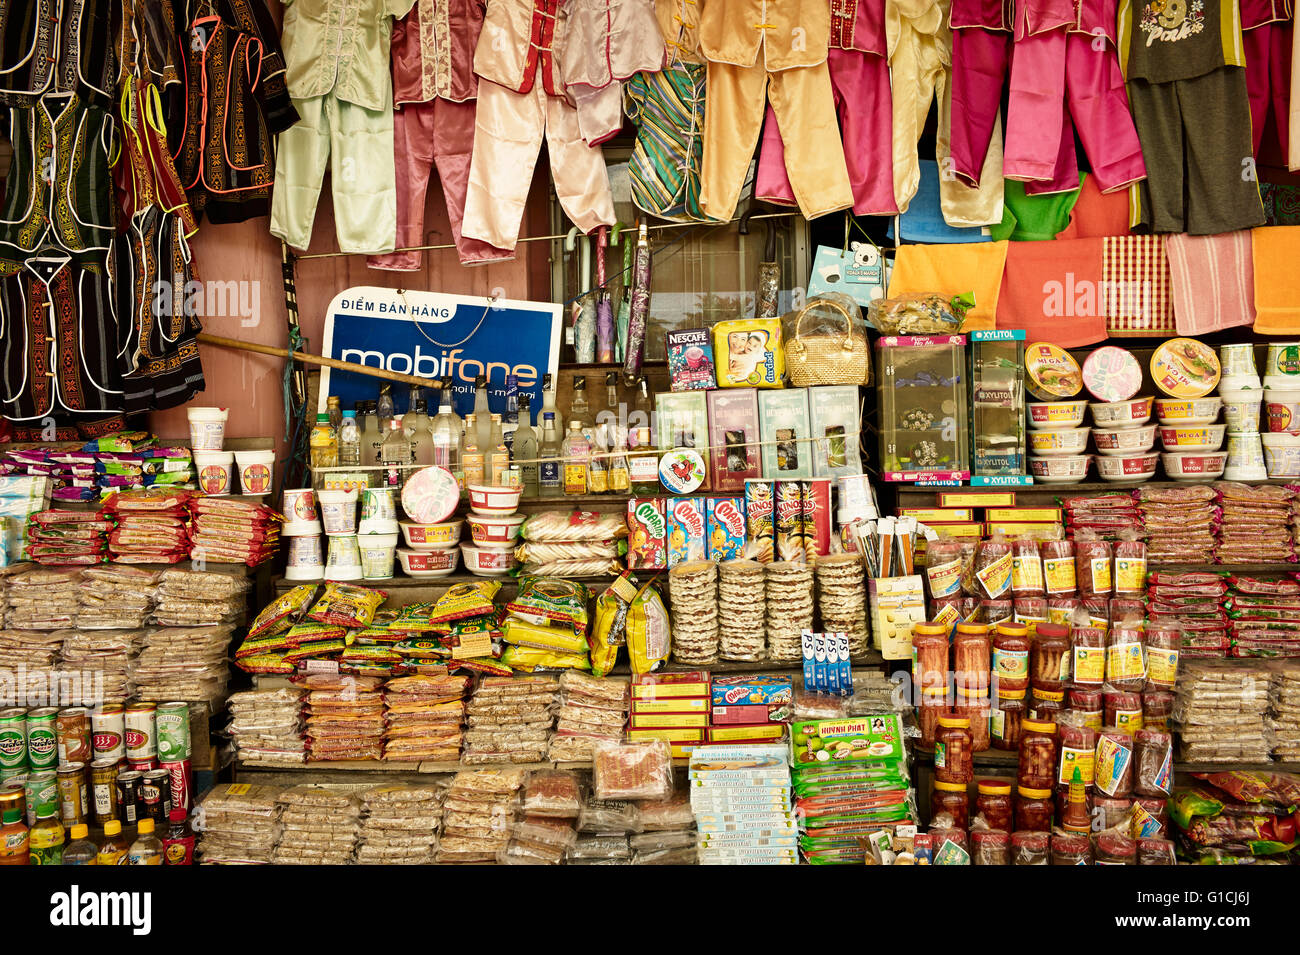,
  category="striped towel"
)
[1166,231,1255,336]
